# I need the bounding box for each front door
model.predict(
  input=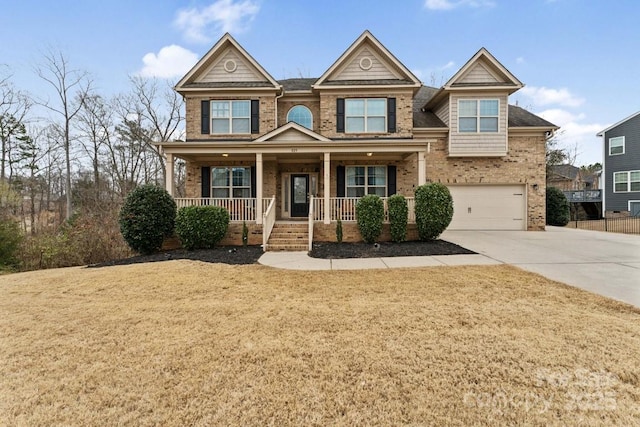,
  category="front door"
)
[291,174,309,217]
